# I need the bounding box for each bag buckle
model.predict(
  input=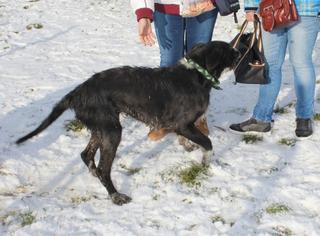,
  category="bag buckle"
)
[262,5,274,12]
[249,62,265,67]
